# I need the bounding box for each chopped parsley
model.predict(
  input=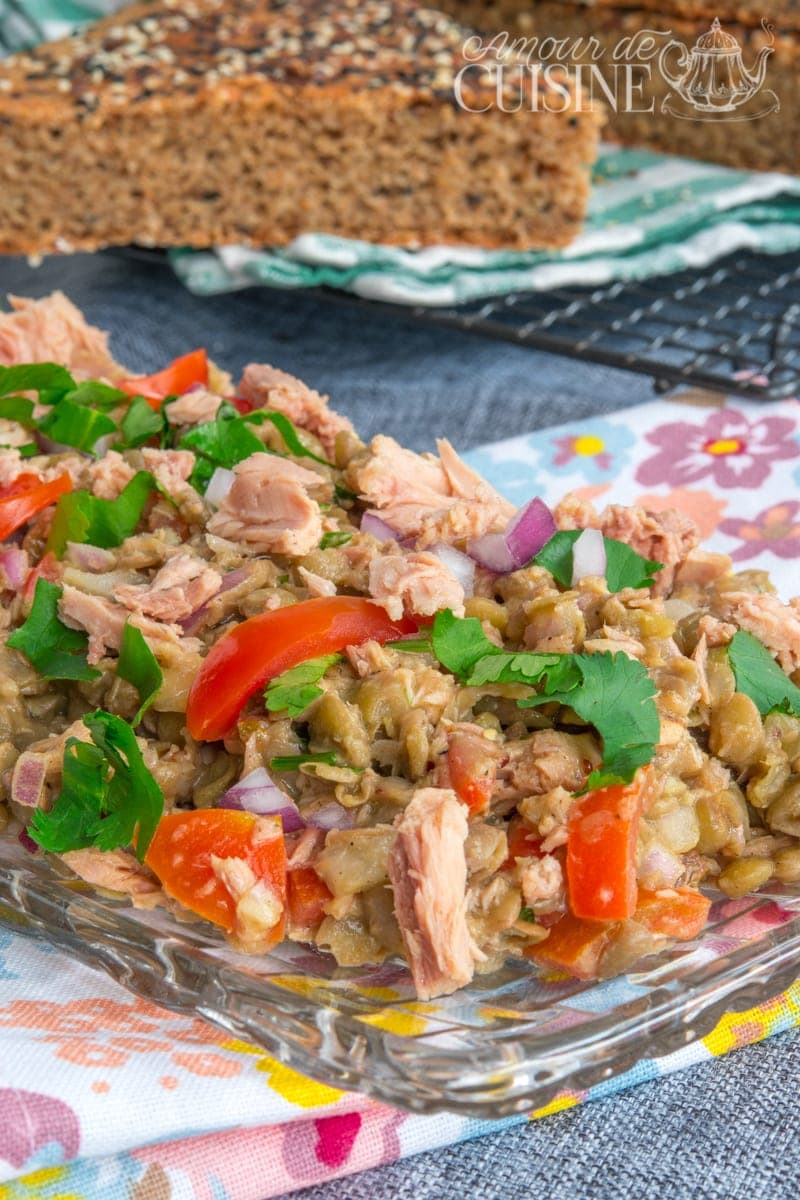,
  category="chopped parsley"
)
[269,751,338,771]
[37,398,117,454]
[7,579,100,682]
[384,636,434,654]
[0,396,36,427]
[178,402,265,491]
[0,362,75,399]
[728,630,800,717]
[117,396,166,450]
[117,622,163,725]
[518,906,536,923]
[431,609,659,789]
[319,531,353,549]
[29,710,164,861]
[47,471,157,558]
[264,654,341,718]
[534,531,662,592]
